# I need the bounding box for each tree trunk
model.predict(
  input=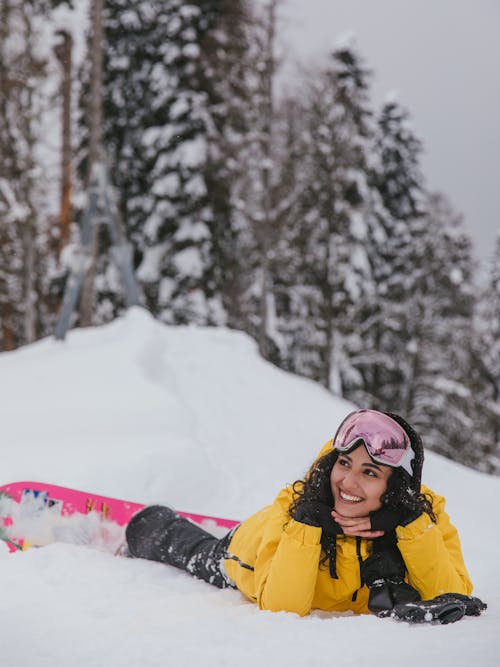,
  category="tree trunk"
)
[20,2,38,344]
[257,0,277,358]
[54,30,73,254]
[79,0,104,326]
